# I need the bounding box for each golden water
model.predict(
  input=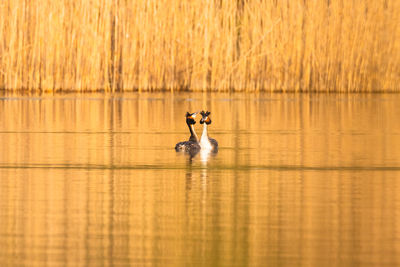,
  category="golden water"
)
[1,93,400,266]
